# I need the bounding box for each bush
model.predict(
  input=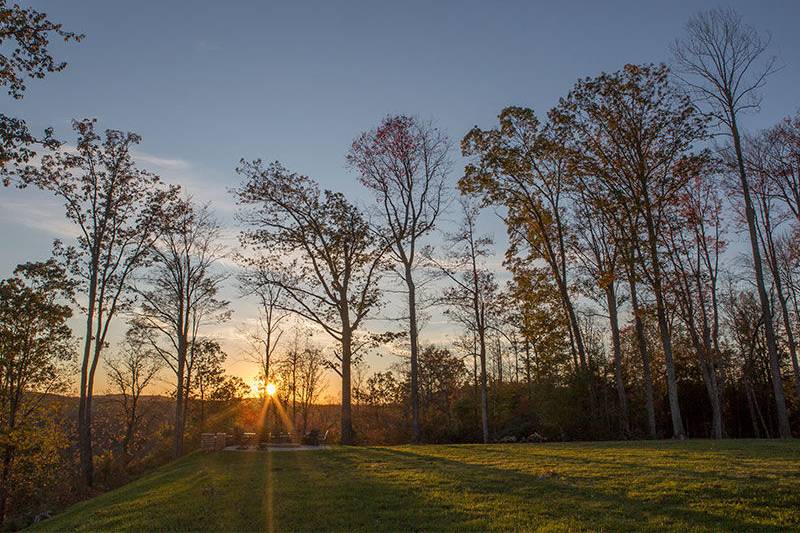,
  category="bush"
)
[302,429,322,446]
